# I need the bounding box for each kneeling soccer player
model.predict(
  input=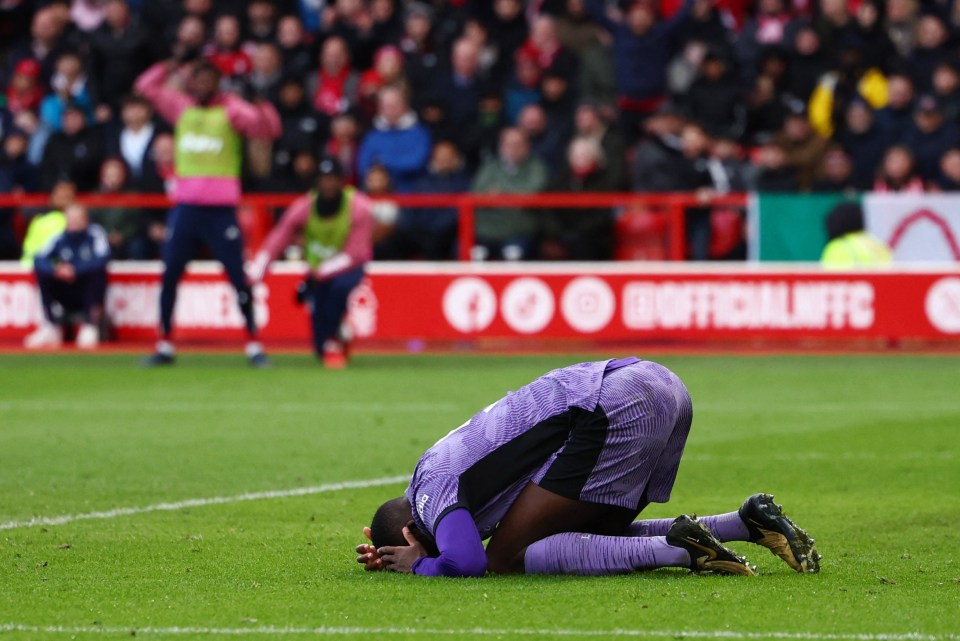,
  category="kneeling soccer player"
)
[356,357,821,577]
